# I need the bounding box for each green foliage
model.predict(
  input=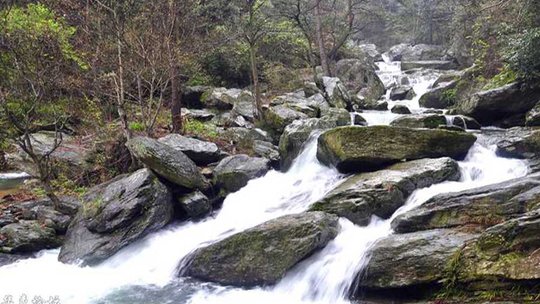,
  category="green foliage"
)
[183,119,218,140]
[505,28,540,80]
[1,3,87,70]
[128,121,145,132]
[483,66,518,90]
[440,88,457,105]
